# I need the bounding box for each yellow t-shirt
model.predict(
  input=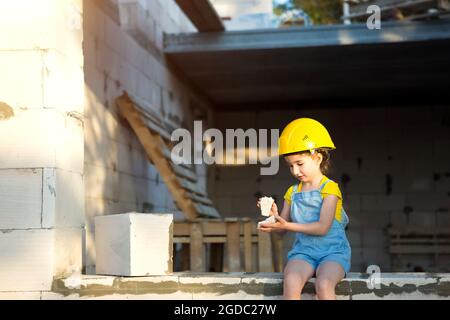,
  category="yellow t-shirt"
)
[283,176,344,223]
